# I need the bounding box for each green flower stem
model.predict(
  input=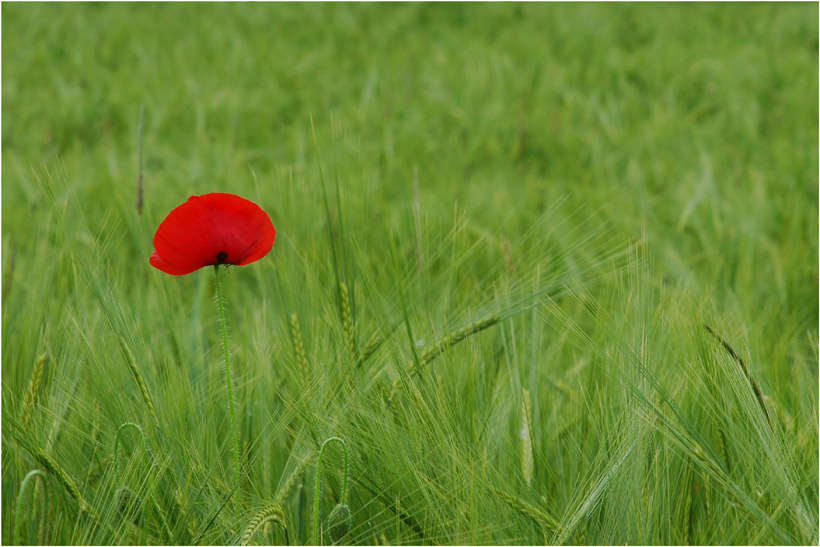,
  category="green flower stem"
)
[312,437,350,545]
[214,265,240,522]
